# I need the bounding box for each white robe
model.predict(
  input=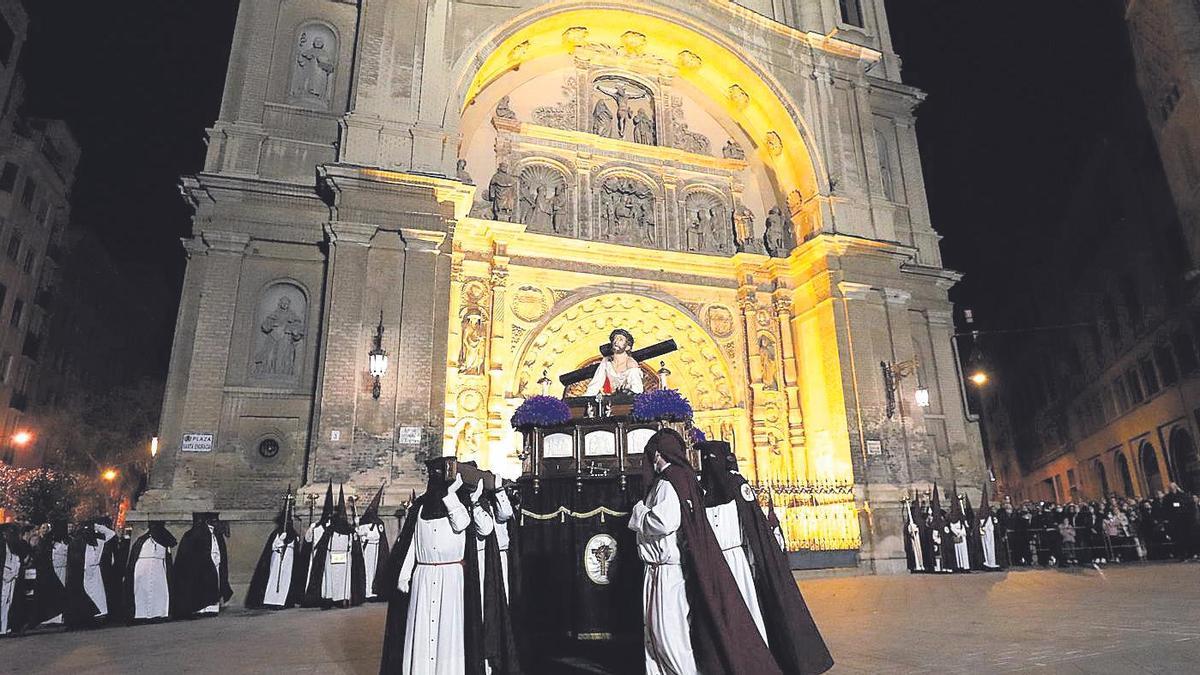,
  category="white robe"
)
[42,541,68,625]
[949,521,970,570]
[398,494,471,675]
[494,491,514,599]
[980,517,999,569]
[907,516,925,571]
[200,525,222,614]
[305,522,326,581]
[320,531,355,603]
[83,524,116,617]
[705,499,767,644]
[471,501,495,614]
[1,542,19,635]
[357,523,386,599]
[629,473,698,675]
[132,538,171,619]
[262,533,296,607]
[584,357,644,396]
